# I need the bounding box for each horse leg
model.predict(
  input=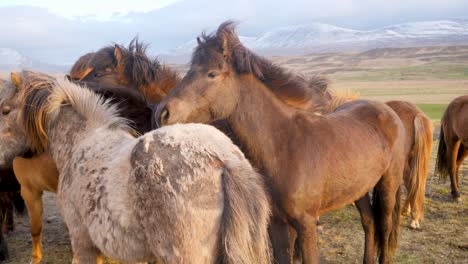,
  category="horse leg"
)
[375,180,401,264]
[69,226,101,263]
[454,144,467,200]
[269,215,291,264]
[449,141,462,201]
[292,214,319,264]
[401,164,411,217]
[288,225,299,264]
[5,194,14,232]
[21,186,44,264]
[356,193,376,264]
[0,227,8,261]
